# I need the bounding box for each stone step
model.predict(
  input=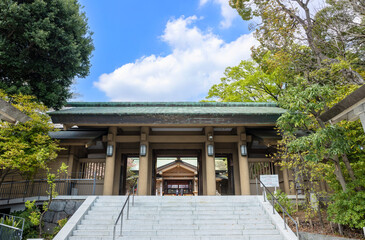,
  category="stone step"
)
[86,209,265,216]
[90,206,263,211]
[94,200,244,205]
[72,229,281,237]
[92,203,260,209]
[83,213,267,221]
[69,235,284,240]
[95,197,259,202]
[94,196,258,201]
[91,205,262,212]
[65,196,293,240]
[80,217,273,225]
[77,223,276,230]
